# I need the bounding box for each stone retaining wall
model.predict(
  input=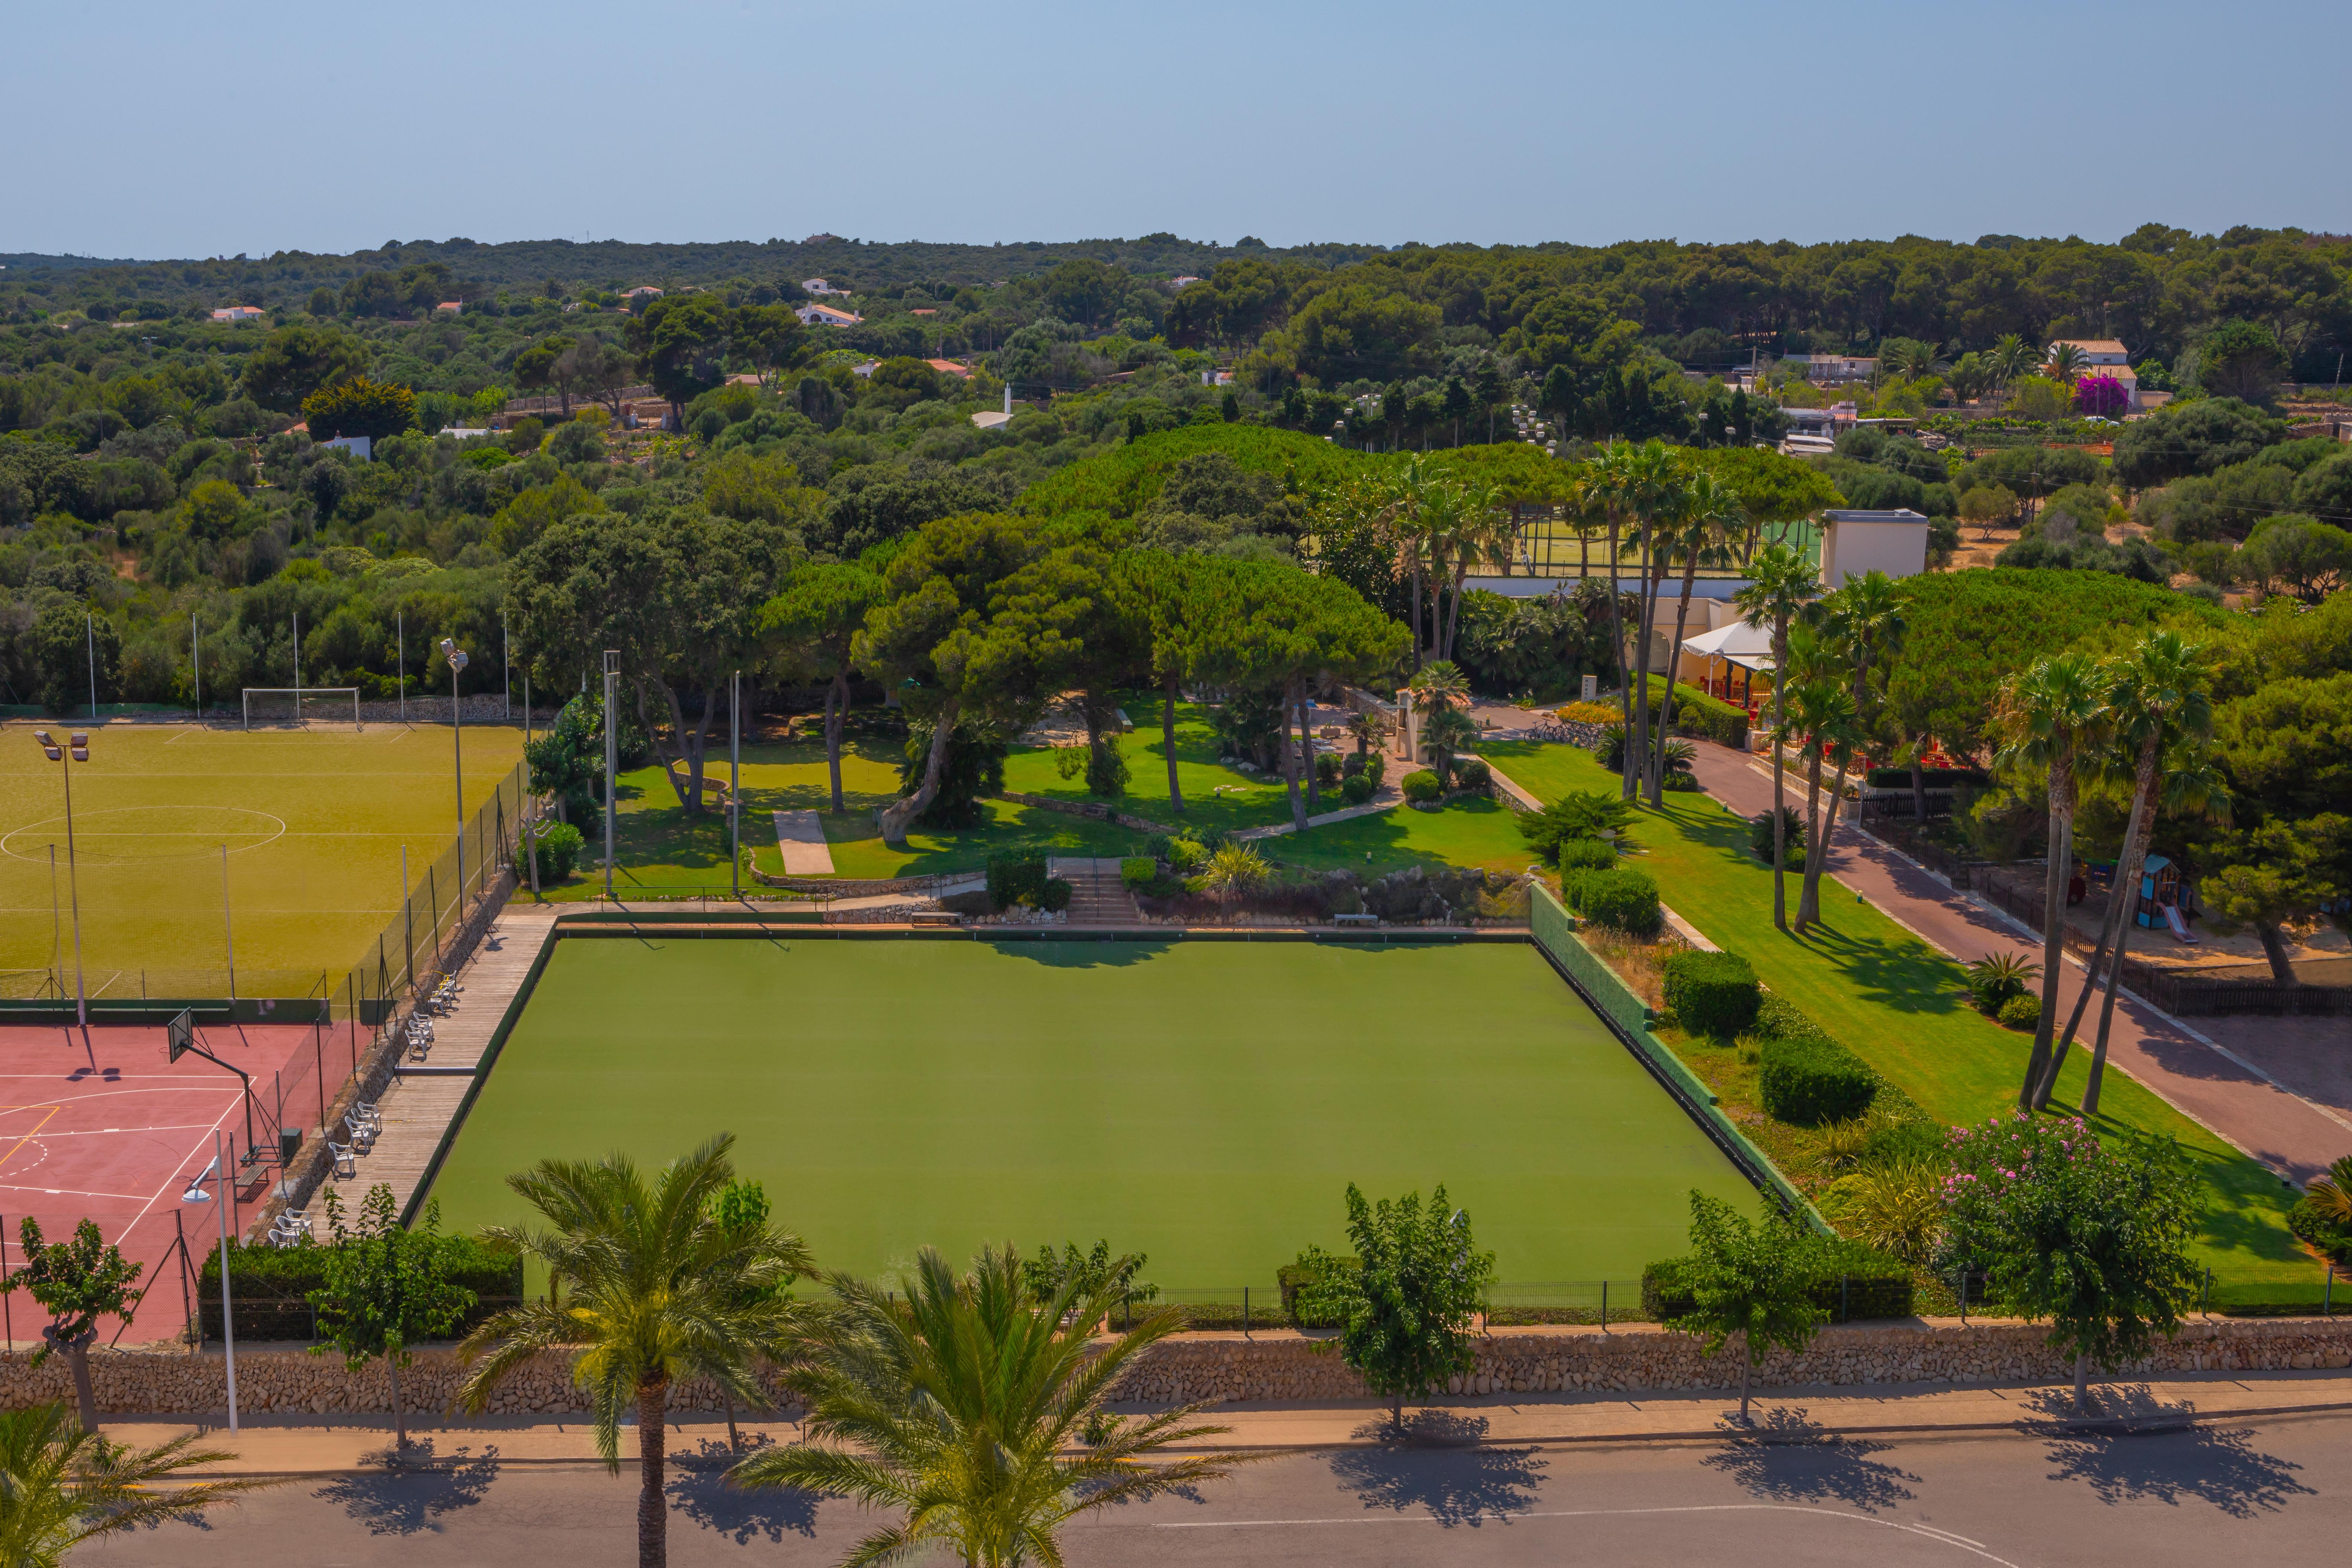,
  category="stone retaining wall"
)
[996,791,1174,835]
[23,1317,2350,1417]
